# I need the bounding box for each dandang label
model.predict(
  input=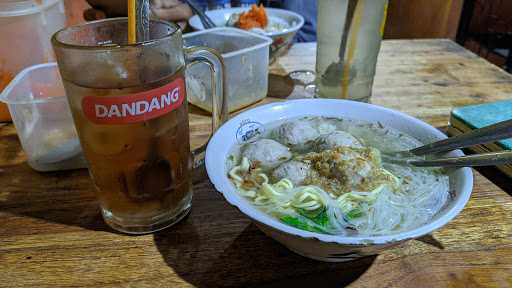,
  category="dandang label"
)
[82,77,185,125]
